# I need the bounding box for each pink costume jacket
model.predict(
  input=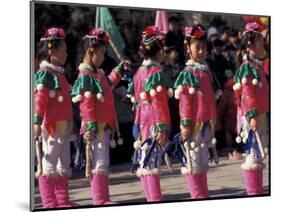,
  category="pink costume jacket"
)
[34,61,73,137]
[174,61,217,128]
[128,60,173,141]
[71,63,124,132]
[233,58,269,122]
